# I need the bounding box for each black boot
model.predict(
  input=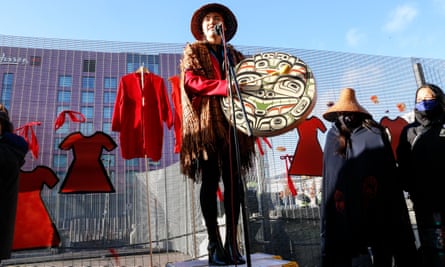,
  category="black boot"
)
[224,236,246,265]
[208,239,230,266]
